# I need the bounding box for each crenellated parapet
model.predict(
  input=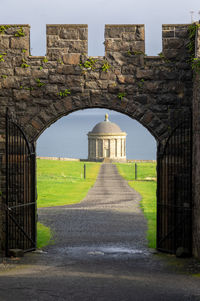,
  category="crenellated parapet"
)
[0,23,194,143]
[0,22,194,140]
